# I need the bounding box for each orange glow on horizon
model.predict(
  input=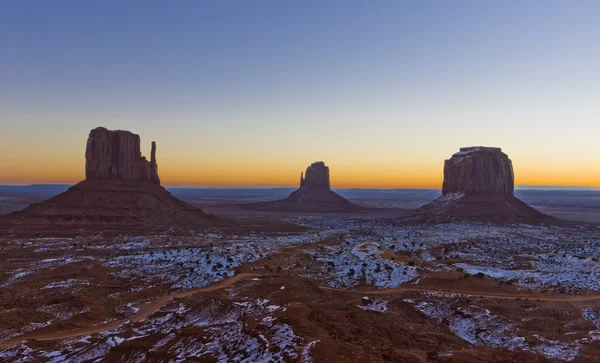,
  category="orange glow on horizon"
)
[1,134,598,189]
[1,158,598,189]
